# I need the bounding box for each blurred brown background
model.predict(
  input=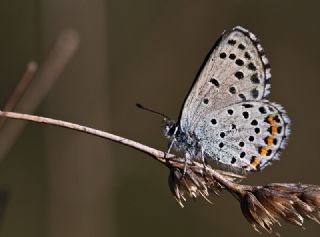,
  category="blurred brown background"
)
[0,0,320,236]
